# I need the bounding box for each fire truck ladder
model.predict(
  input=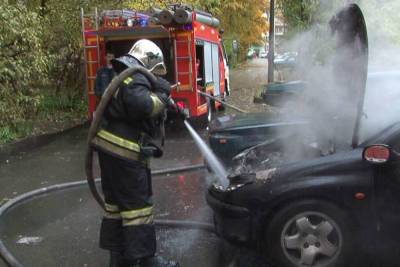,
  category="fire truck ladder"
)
[174,37,193,92]
[80,8,101,94]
